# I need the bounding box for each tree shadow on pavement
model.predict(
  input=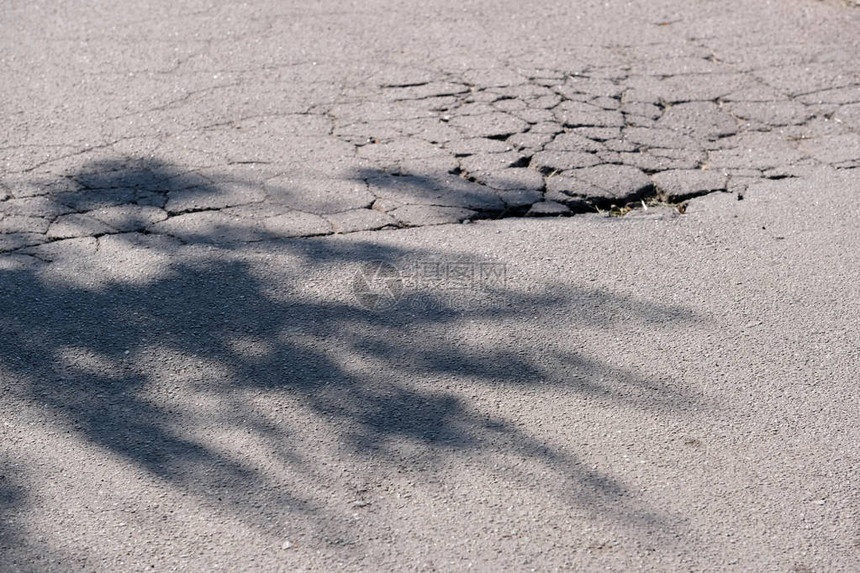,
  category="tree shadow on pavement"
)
[0,158,709,563]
